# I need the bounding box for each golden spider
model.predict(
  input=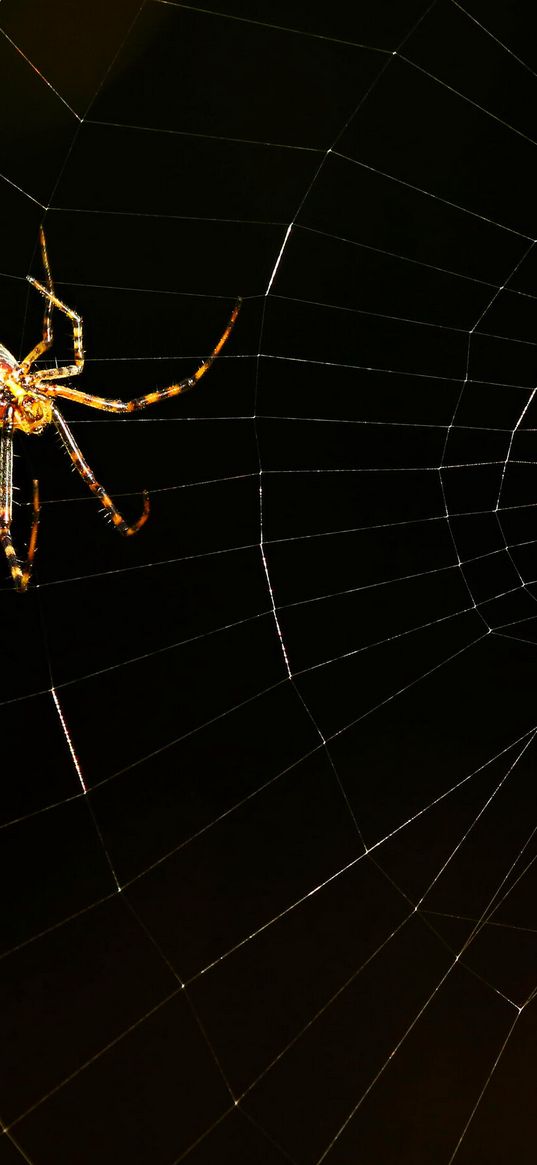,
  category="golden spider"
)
[0,228,241,592]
